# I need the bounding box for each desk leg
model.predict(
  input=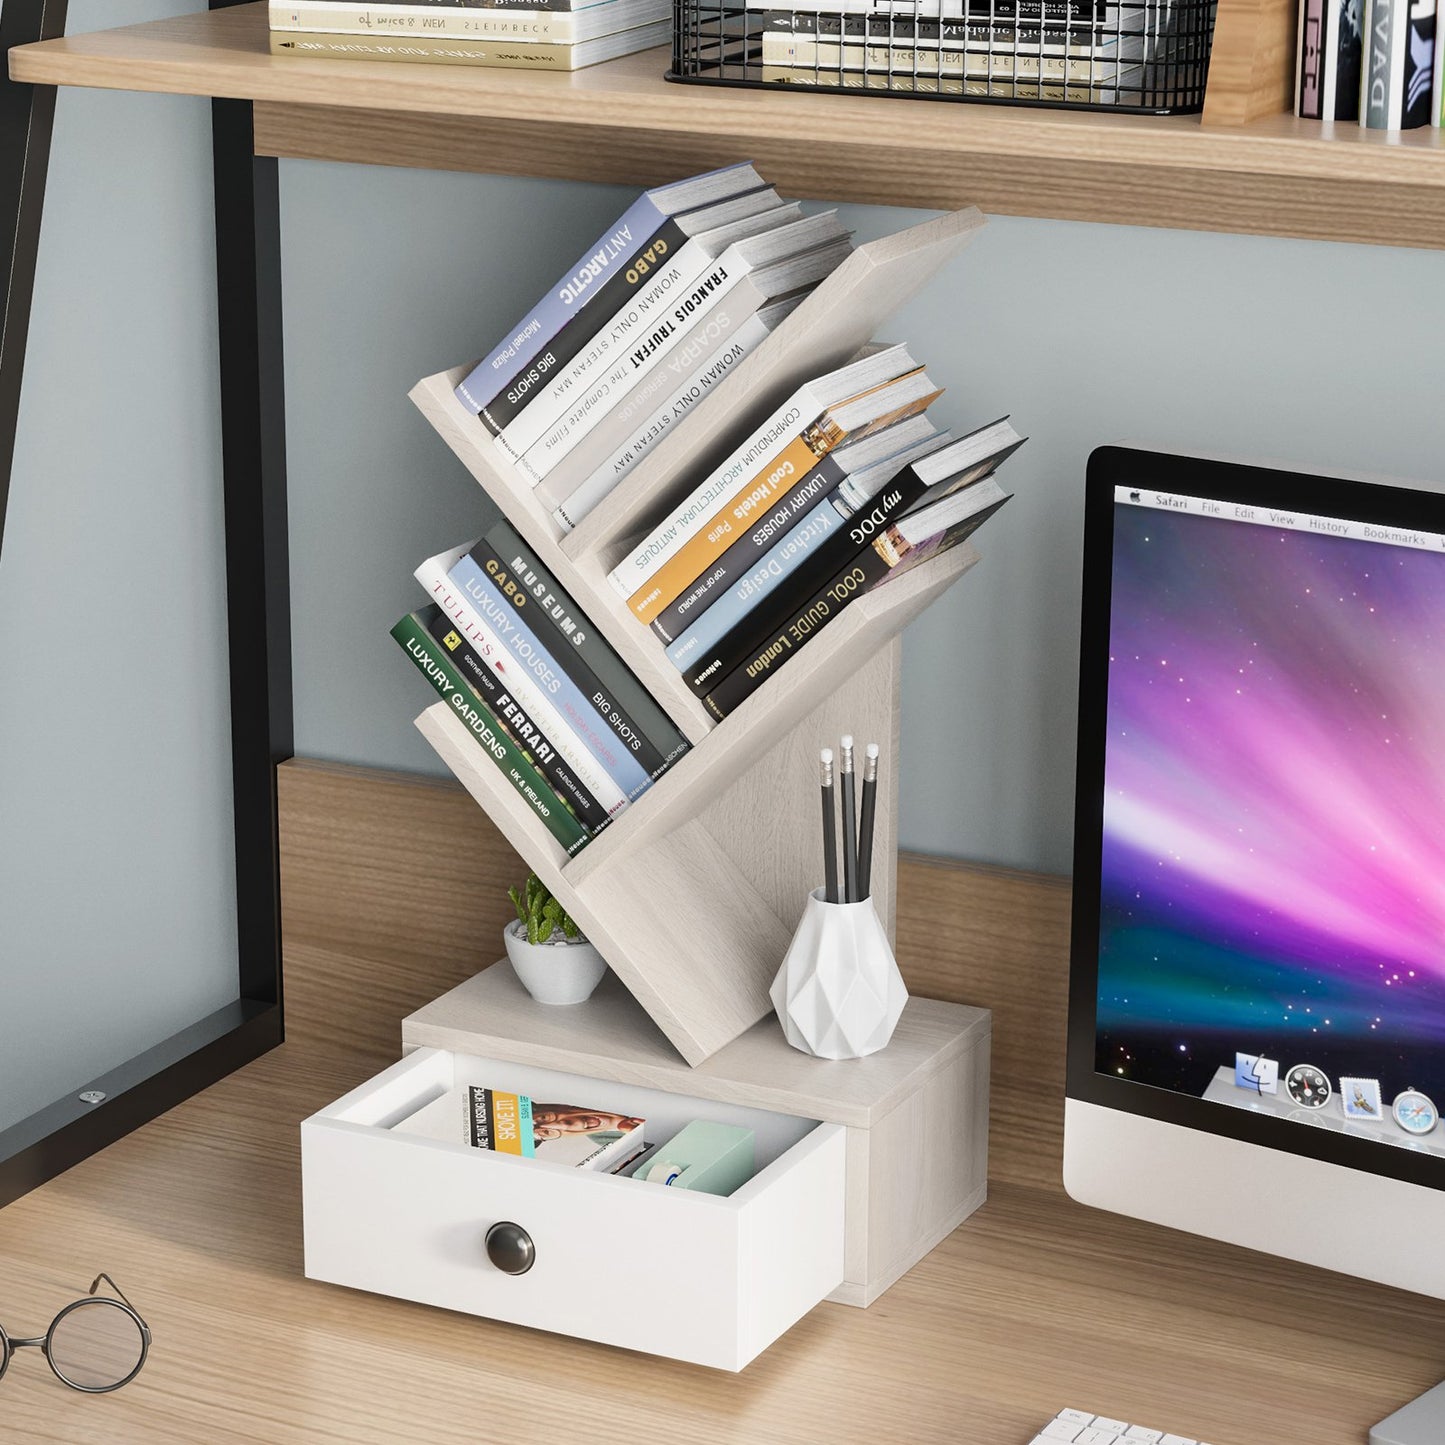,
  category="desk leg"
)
[0,59,291,1204]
